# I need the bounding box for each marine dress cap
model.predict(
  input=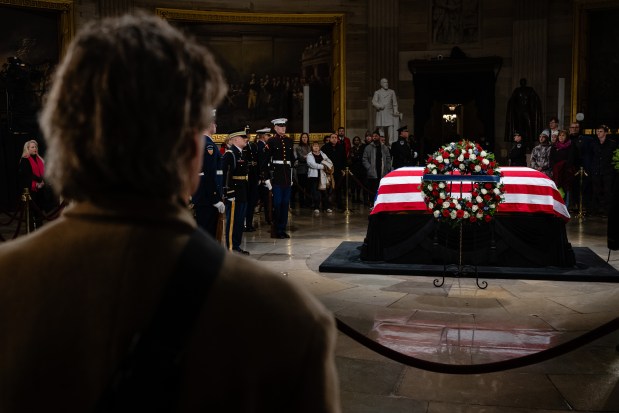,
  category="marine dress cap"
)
[540,130,550,137]
[397,125,408,133]
[271,118,288,126]
[256,127,271,134]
